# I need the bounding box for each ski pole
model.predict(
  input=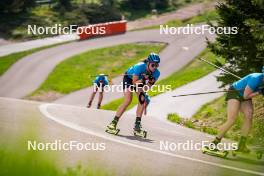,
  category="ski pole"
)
[199,58,241,79]
[88,73,149,78]
[88,74,132,77]
[172,90,230,97]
